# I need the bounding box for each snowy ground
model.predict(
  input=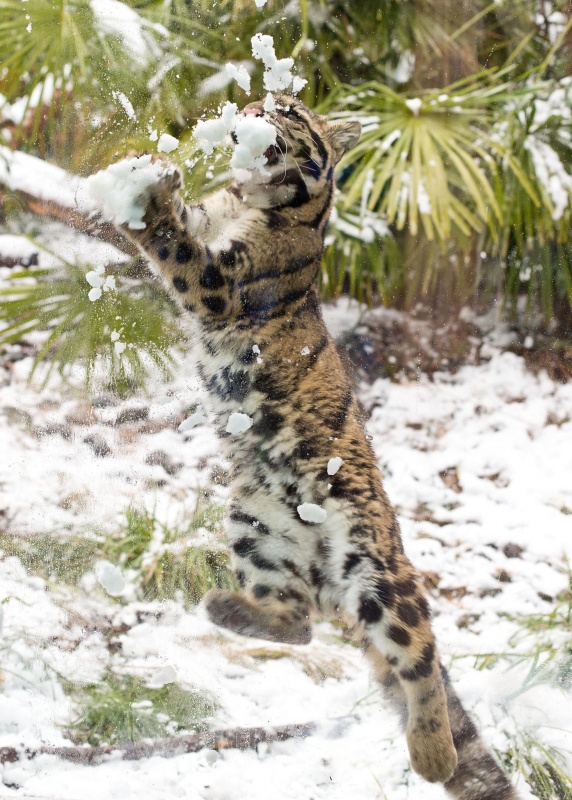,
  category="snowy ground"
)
[1,292,571,799]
